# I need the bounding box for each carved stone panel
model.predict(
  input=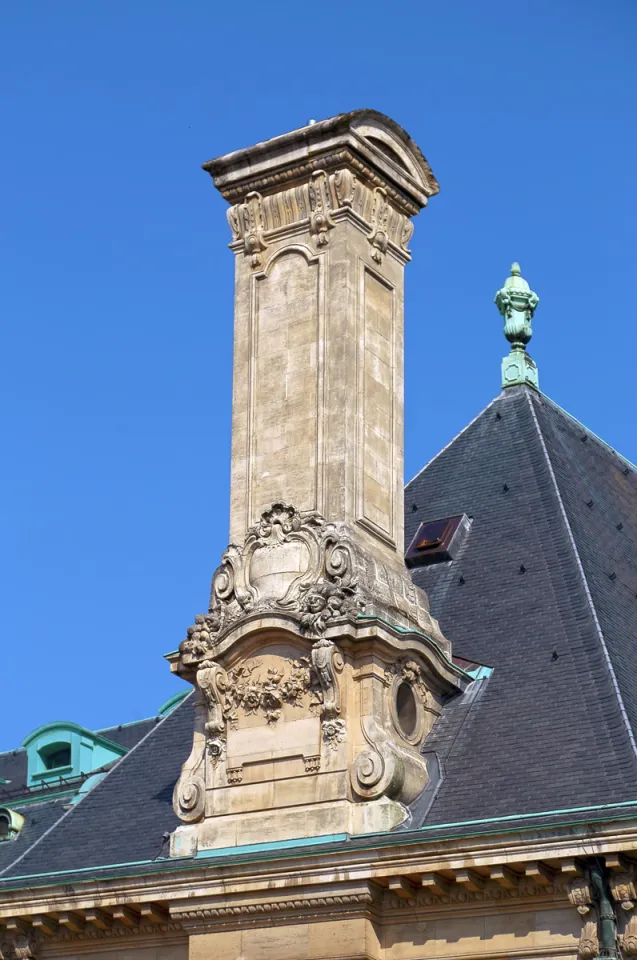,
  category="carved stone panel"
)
[249,248,322,526]
[360,266,396,544]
